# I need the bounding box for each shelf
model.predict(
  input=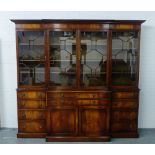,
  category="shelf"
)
[112,72,135,74]
[19,60,45,61]
[20,72,45,74]
[19,43,44,46]
[50,60,75,62]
